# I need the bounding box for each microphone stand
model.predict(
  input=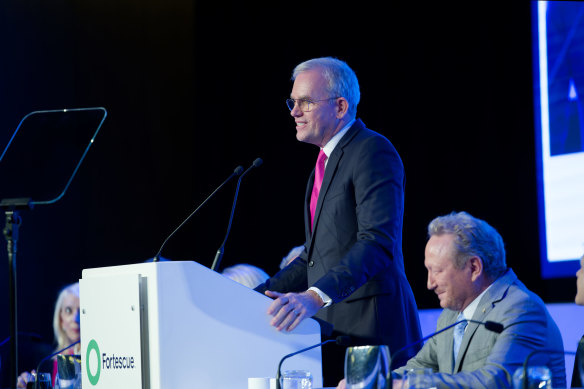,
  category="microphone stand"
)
[210,173,244,271]
[1,197,33,389]
[0,107,106,389]
[153,165,243,262]
[521,348,575,389]
[211,158,262,272]
[276,338,342,389]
